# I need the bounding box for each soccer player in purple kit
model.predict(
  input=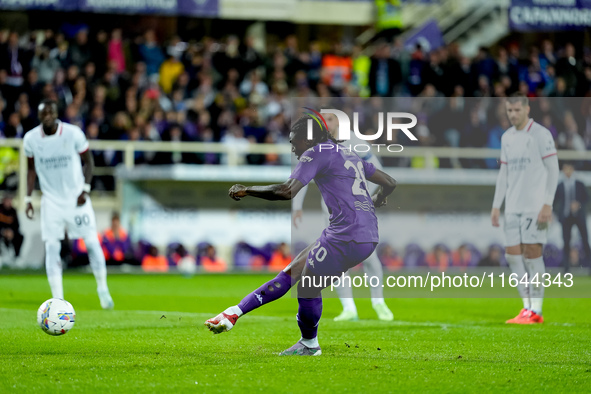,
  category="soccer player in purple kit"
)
[205,114,397,356]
